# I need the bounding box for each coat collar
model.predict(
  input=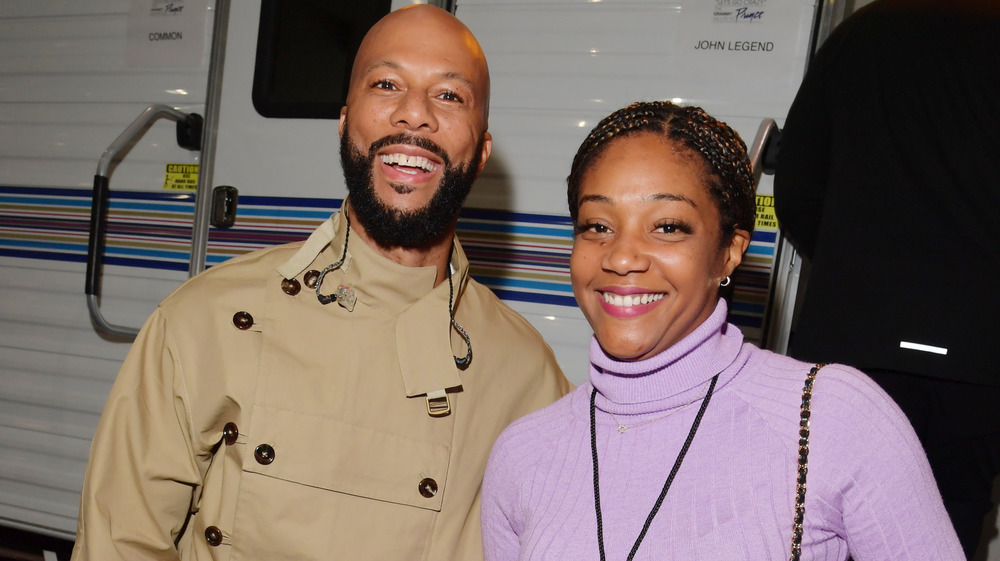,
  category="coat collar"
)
[275,204,471,400]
